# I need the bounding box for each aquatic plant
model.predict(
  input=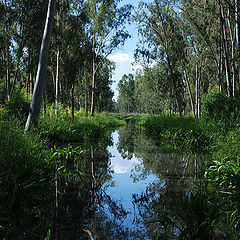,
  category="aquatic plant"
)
[148,192,225,239]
